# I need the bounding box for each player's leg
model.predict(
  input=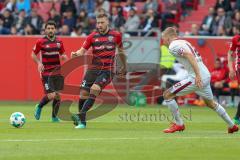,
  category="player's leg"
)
[51,92,61,122]
[233,101,240,125]
[76,71,113,128]
[35,76,54,120]
[163,78,195,133]
[196,83,238,133]
[76,84,101,128]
